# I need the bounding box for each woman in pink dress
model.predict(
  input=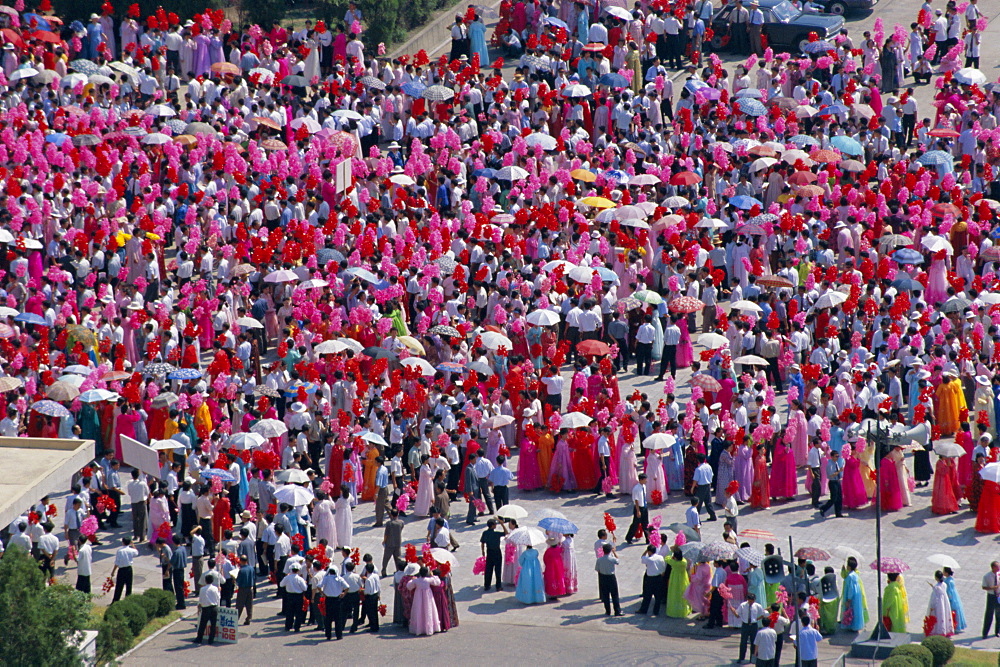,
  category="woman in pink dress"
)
[645,449,668,500]
[769,440,797,500]
[724,563,748,628]
[717,377,736,416]
[676,317,694,368]
[789,402,809,466]
[547,432,577,492]
[925,249,949,305]
[931,455,961,515]
[517,427,543,491]
[841,444,869,509]
[414,455,438,517]
[879,450,904,512]
[543,543,567,598]
[112,402,140,460]
[406,567,442,636]
[618,436,640,495]
[685,561,712,617]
